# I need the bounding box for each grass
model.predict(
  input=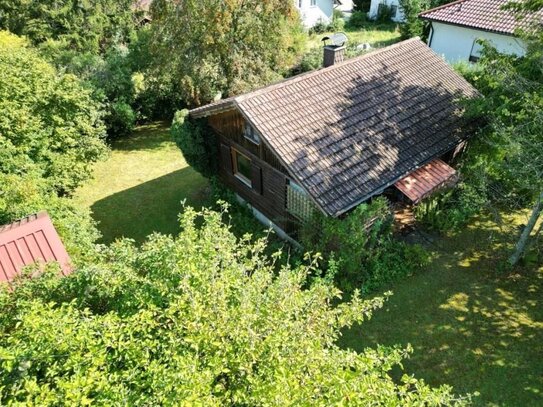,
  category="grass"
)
[306,22,401,50]
[340,211,543,406]
[75,122,209,244]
